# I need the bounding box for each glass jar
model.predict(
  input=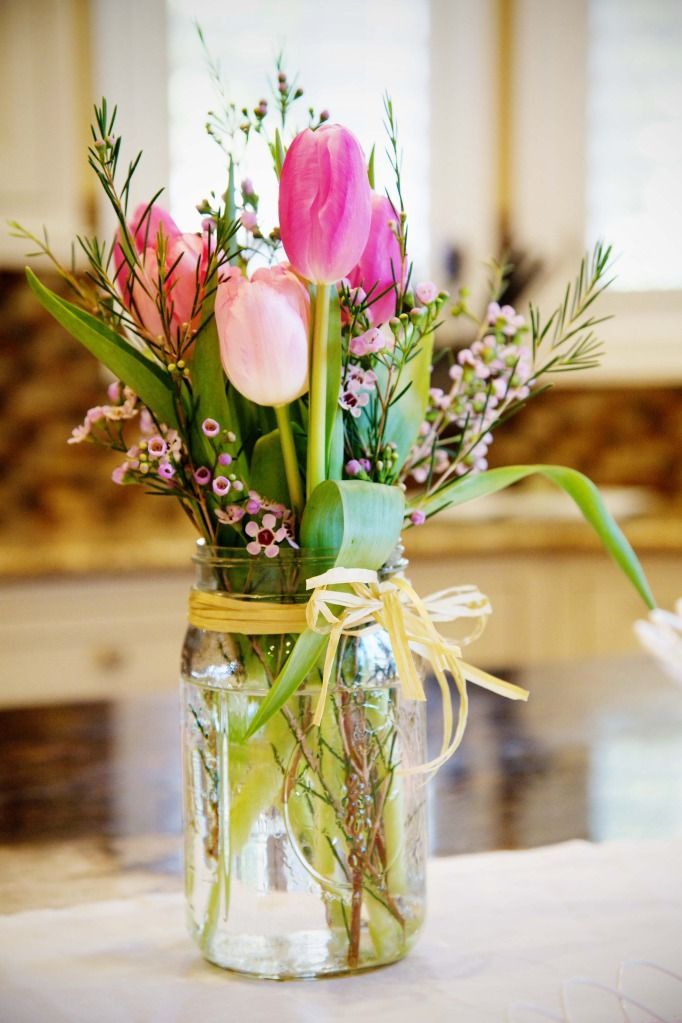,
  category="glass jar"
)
[181,542,427,979]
